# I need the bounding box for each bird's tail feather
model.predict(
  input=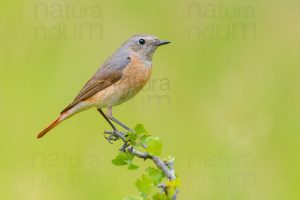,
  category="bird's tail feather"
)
[37,113,68,139]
